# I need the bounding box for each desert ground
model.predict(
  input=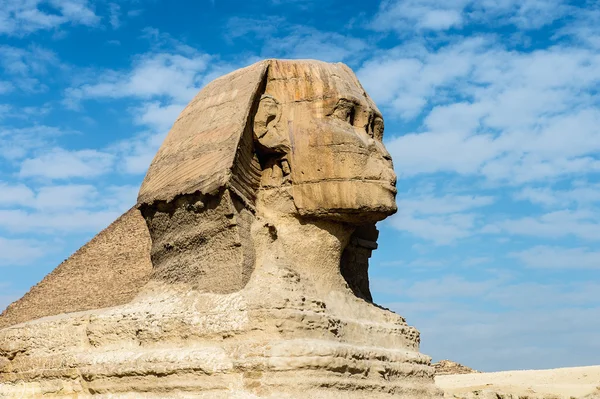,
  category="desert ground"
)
[436,365,600,399]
